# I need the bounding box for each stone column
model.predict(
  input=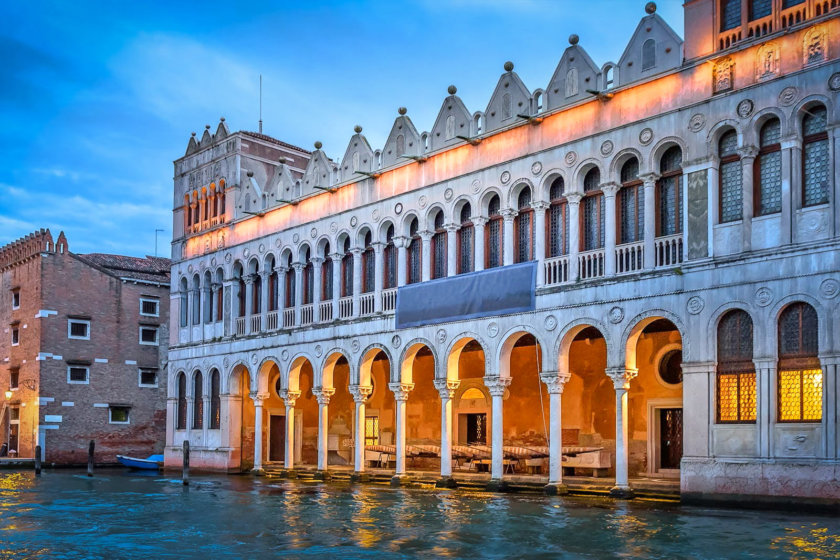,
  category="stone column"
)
[275,266,288,311]
[419,231,433,282]
[754,357,775,458]
[472,217,488,272]
[352,248,362,316]
[780,137,797,246]
[311,257,323,322]
[821,355,840,459]
[260,271,270,329]
[165,396,177,450]
[313,387,335,477]
[389,382,414,484]
[222,279,234,336]
[292,262,303,325]
[566,193,582,281]
[349,385,373,479]
[373,242,384,312]
[210,283,221,323]
[394,236,408,287]
[329,253,342,318]
[484,376,511,486]
[190,288,200,326]
[201,392,211,446]
[282,390,300,473]
[540,371,571,495]
[243,275,254,333]
[607,368,637,498]
[434,379,460,486]
[251,392,267,474]
[186,396,195,432]
[531,202,548,285]
[602,183,619,276]
[739,146,759,253]
[640,174,658,269]
[445,224,459,277]
[501,209,516,266]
